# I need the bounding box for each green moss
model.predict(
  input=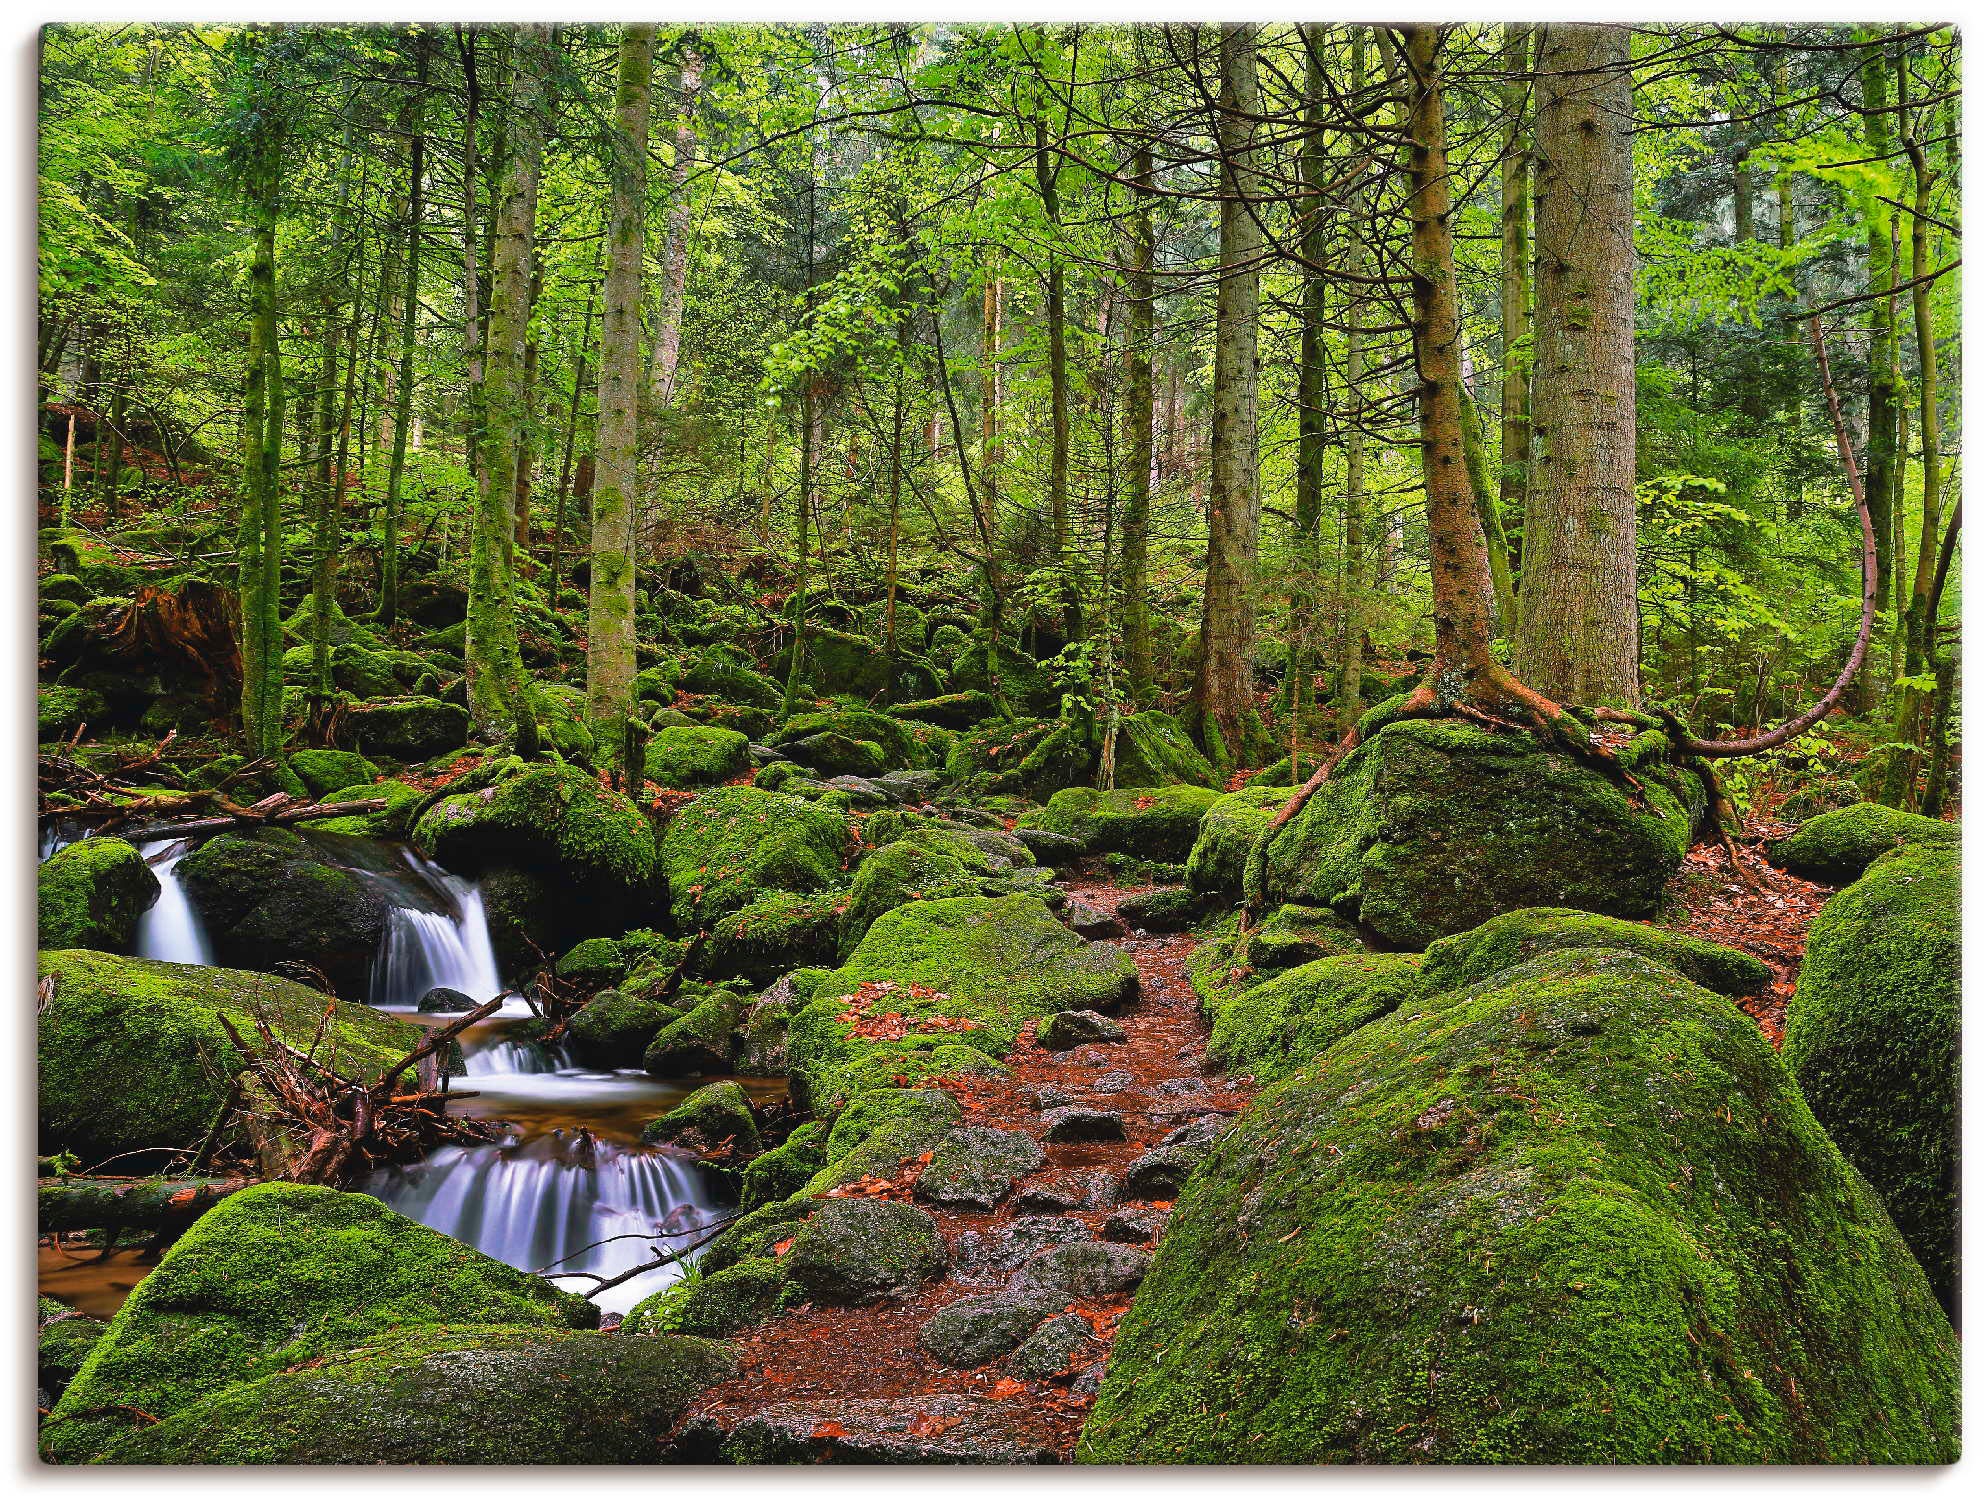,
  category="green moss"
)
[643,989,747,1076]
[945,715,1089,798]
[889,691,997,729]
[1078,948,1958,1464]
[88,1326,734,1465]
[1207,952,1424,1086]
[554,936,628,986]
[773,706,924,772]
[177,829,388,991]
[39,683,106,740]
[681,644,784,709]
[624,1258,796,1341]
[38,950,419,1164]
[1421,907,1769,997]
[704,890,845,982]
[1112,710,1220,788]
[287,748,377,798]
[658,786,851,927]
[740,1121,830,1208]
[1188,907,1363,1014]
[308,778,422,837]
[340,696,471,760]
[414,759,658,911]
[1254,720,1702,949]
[566,989,682,1069]
[1766,803,1958,885]
[804,1042,1008,1117]
[644,724,751,789]
[1784,843,1959,1315]
[1185,786,1291,894]
[643,1079,761,1153]
[38,1300,106,1402]
[1018,784,1223,862]
[840,840,980,954]
[43,1184,597,1463]
[38,836,157,951]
